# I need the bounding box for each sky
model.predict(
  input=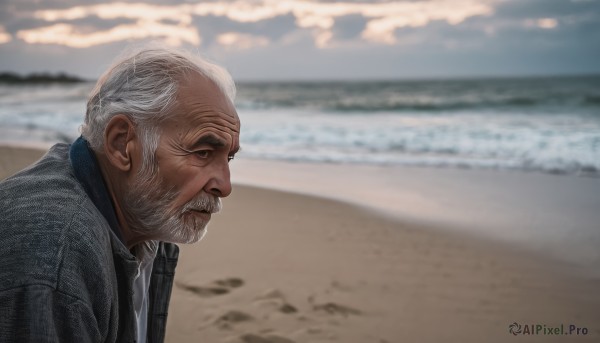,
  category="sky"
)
[0,0,599,81]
